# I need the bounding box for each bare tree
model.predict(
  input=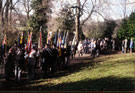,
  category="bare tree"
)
[20,0,32,19]
[121,0,128,19]
[0,0,22,44]
[117,0,135,19]
[70,0,109,41]
[0,0,20,26]
[9,0,20,24]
